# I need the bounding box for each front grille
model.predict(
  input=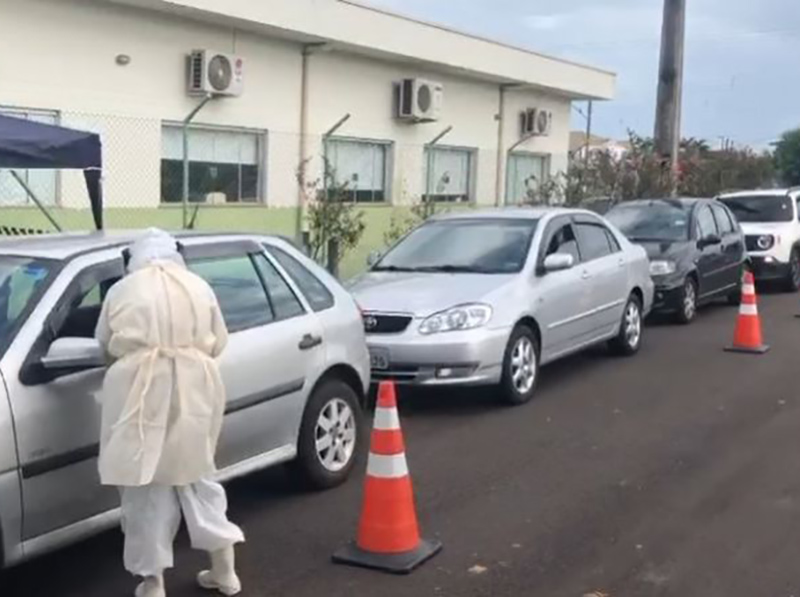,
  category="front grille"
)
[363,313,412,335]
